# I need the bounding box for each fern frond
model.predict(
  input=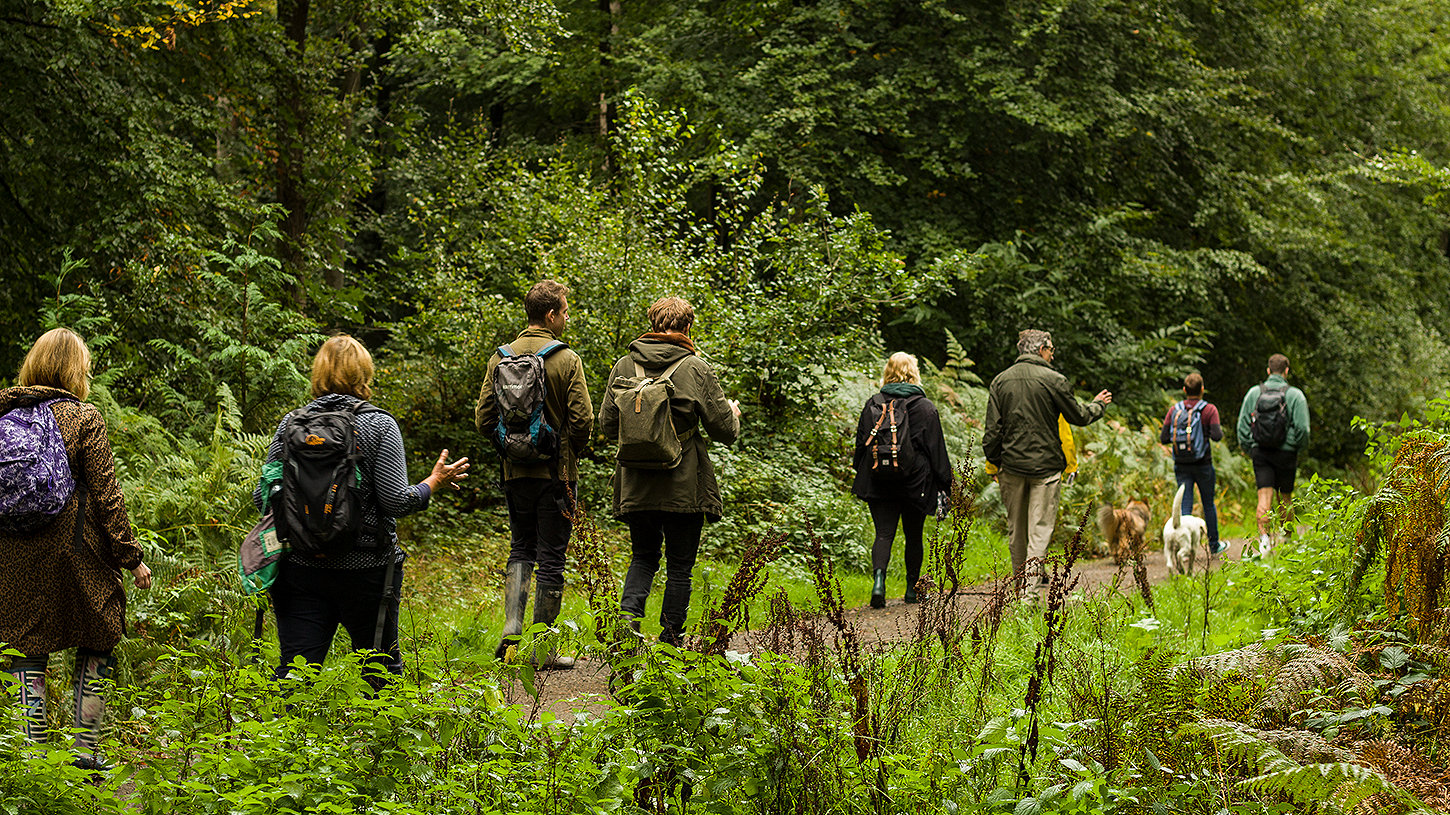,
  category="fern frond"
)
[1261,647,1372,719]
[1240,761,1394,812]
[1182,718,1300,776]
